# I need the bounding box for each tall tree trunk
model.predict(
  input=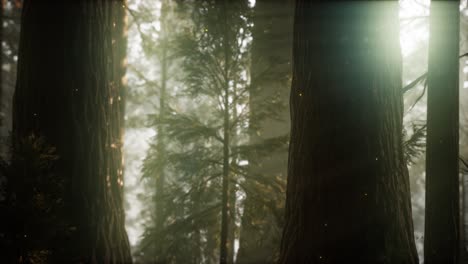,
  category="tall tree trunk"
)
[220,76,230,264]
[154,1,169,261]
[227,78,239,264]
[227,182,236,264]
[220,0,230,263]
[227,82,236,264]
[279,1,418,263]
[424,1,460,263]
[12,1,132,263]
